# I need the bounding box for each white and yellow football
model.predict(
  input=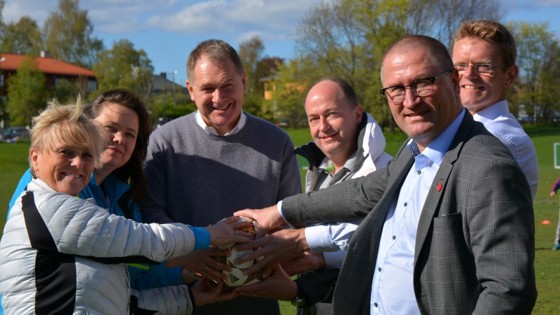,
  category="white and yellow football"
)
[215,217,263,287]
